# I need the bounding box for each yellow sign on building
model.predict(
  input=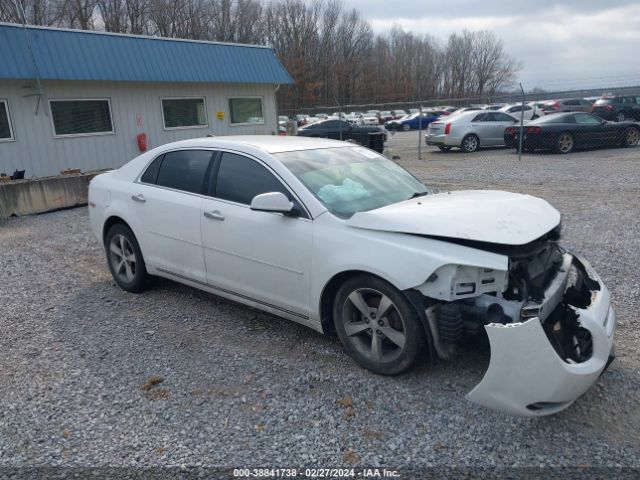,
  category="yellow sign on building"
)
[216,111,224,120]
